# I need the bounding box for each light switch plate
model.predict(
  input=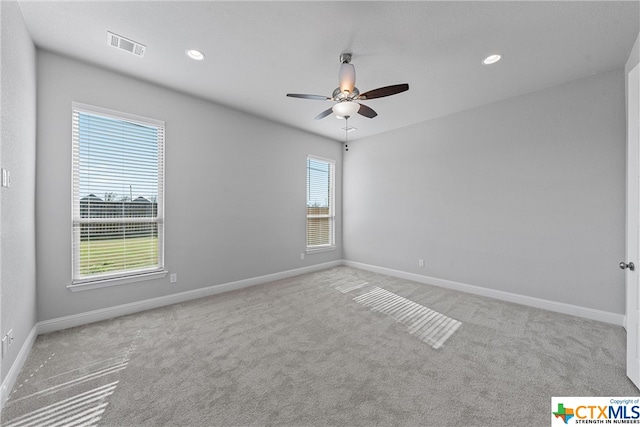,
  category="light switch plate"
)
[1,169,10,187]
